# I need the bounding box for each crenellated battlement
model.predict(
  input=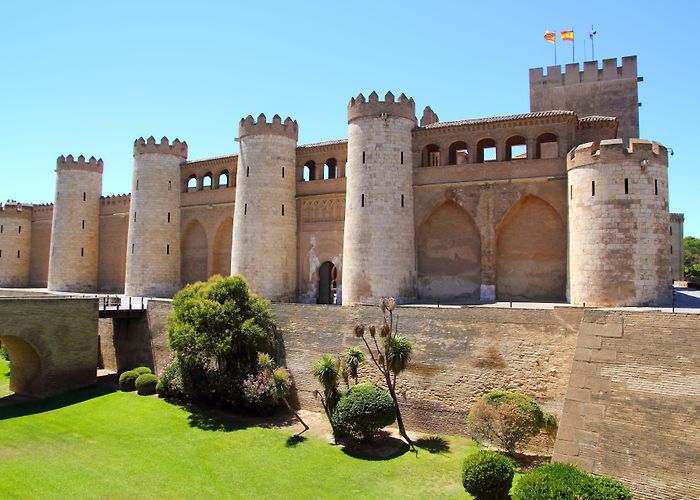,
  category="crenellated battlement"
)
[530,56,637,87]
[238,114,298,141]
[57,154,104,173]
[347,91,416,123]
[420,106,439,127]
[133,136,188,158]
[567,138,668,170]
[0,200,33,219]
